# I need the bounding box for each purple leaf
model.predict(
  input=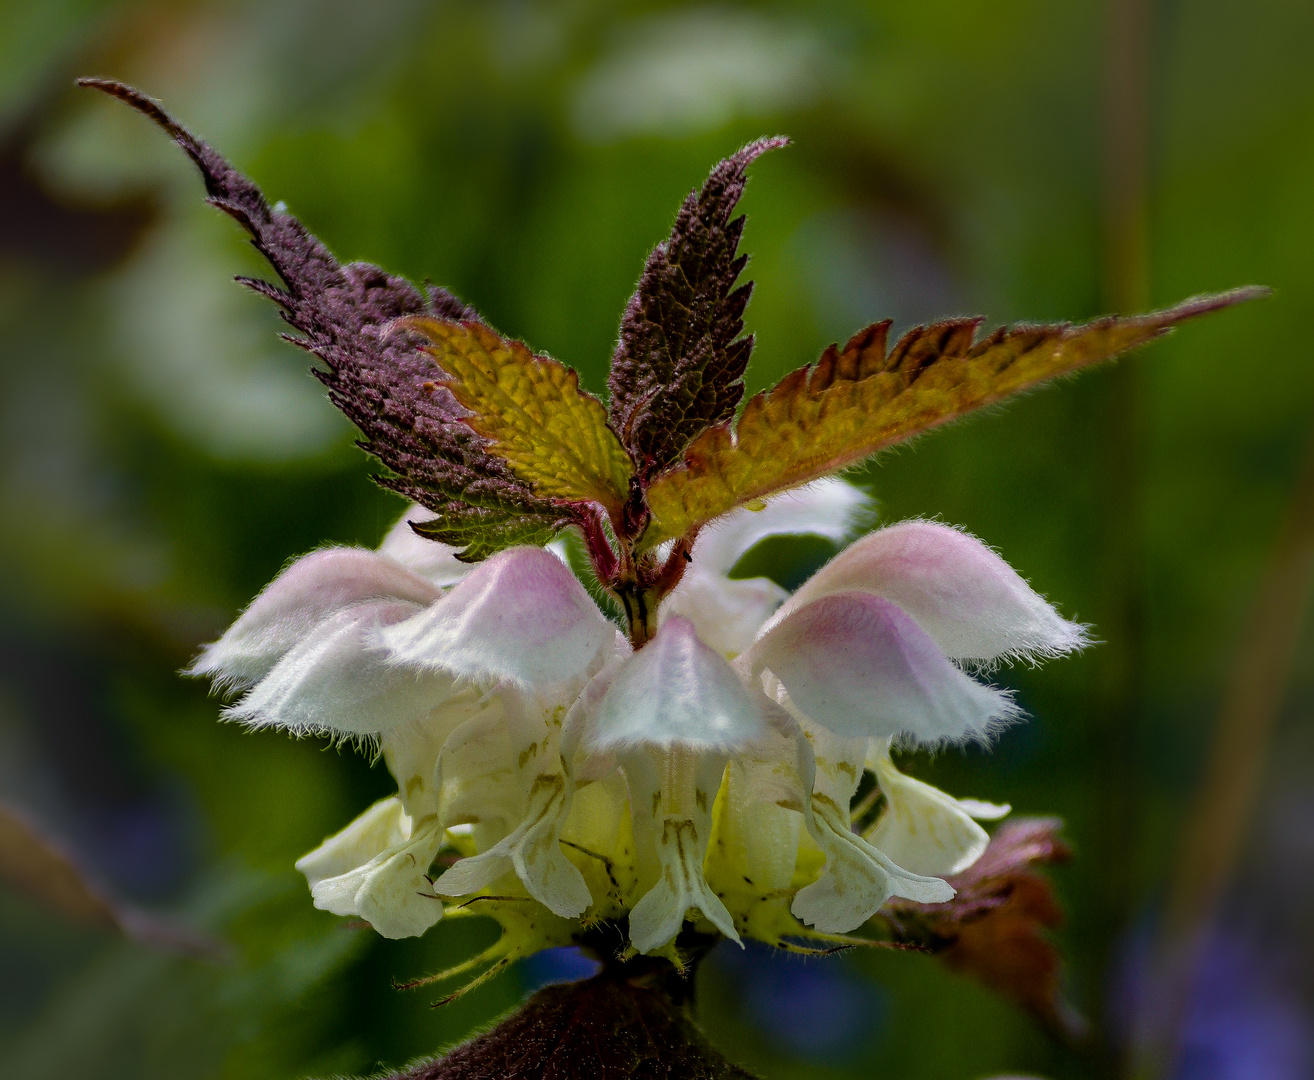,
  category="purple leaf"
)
[608,137,787,483]
[78,79,569,559]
